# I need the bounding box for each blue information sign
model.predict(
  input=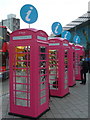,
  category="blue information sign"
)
[20,4,38,24]
[73,35,80,44]
[51,22,62,35]
[61,31,71,40]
